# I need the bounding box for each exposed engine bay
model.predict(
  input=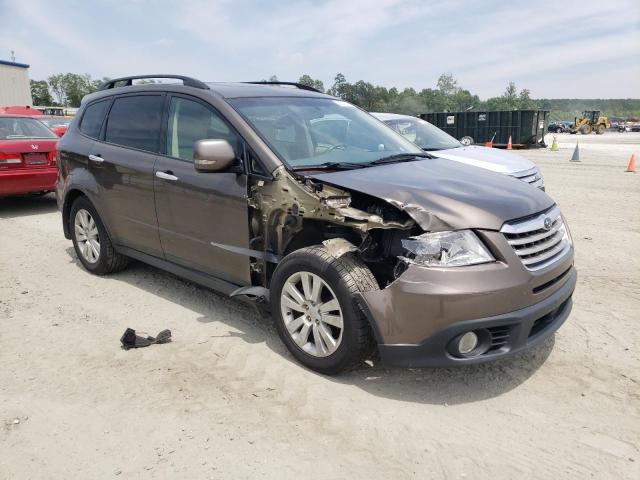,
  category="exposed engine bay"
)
[247,166,424,289]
